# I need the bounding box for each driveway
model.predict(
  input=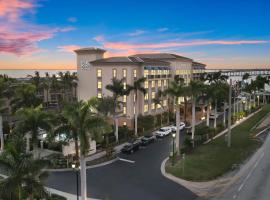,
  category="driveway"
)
[46,132,198,200]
